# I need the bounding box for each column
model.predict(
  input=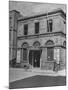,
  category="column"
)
[40,47,47,69]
